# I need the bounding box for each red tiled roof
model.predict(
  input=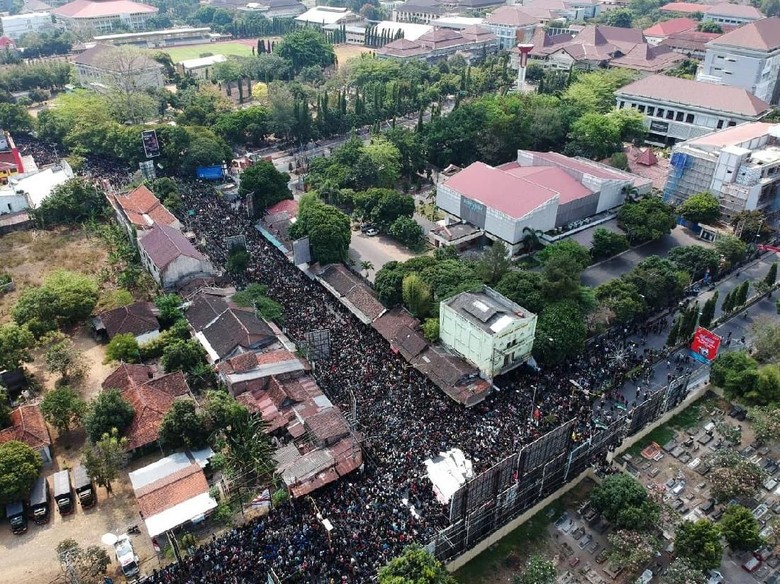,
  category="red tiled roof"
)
[53,0,157,19]
[643,17,697,37]
[708,17,780,51]
[98,301,158,338]
[485,5,537,27]
[610,43,685,72]
[499,163,593,204]
[443,161,559,219]
[616,74,772,117]
[660,2,707,14]
[102,365,191,450]
[705,2,764,18]
[139,223,206,270]
[265,198,298,217]
[136,464,208,517]
[112,184,178,230]
[0,36,16,48]
[0,404,50,450]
